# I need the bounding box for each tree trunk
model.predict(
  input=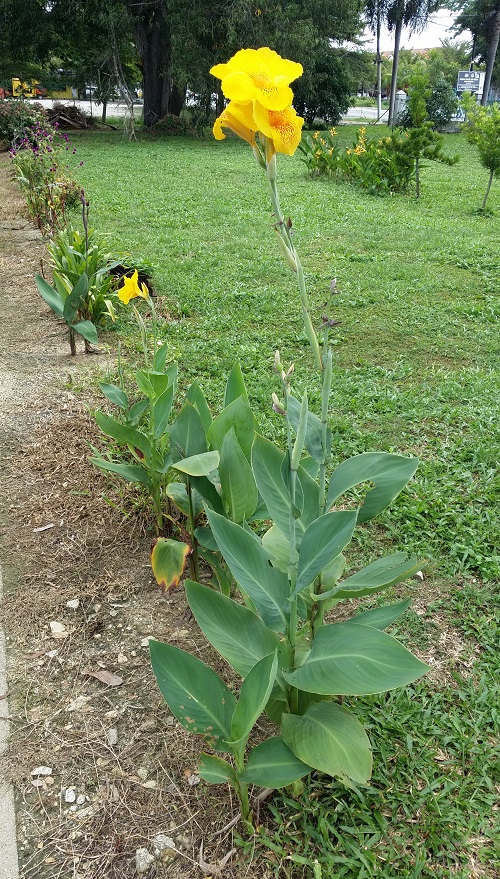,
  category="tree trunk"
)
[481,4,500,106]
[129,1,171,127]
[388,17,403,125]
[169,82,186,116]
[376,11,382,121]
[481,168,494,209]
[101,100,107,123]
